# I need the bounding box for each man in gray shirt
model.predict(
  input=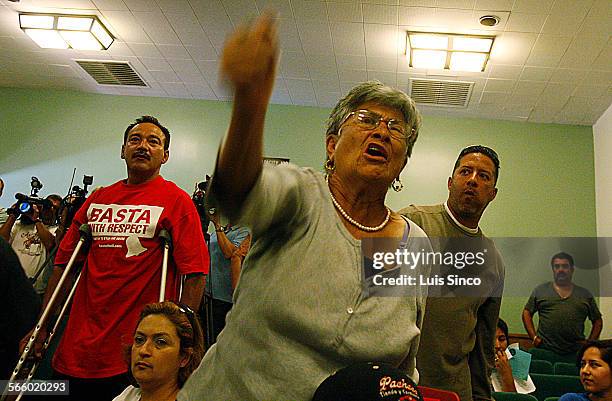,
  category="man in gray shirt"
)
[523,252,603,355]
